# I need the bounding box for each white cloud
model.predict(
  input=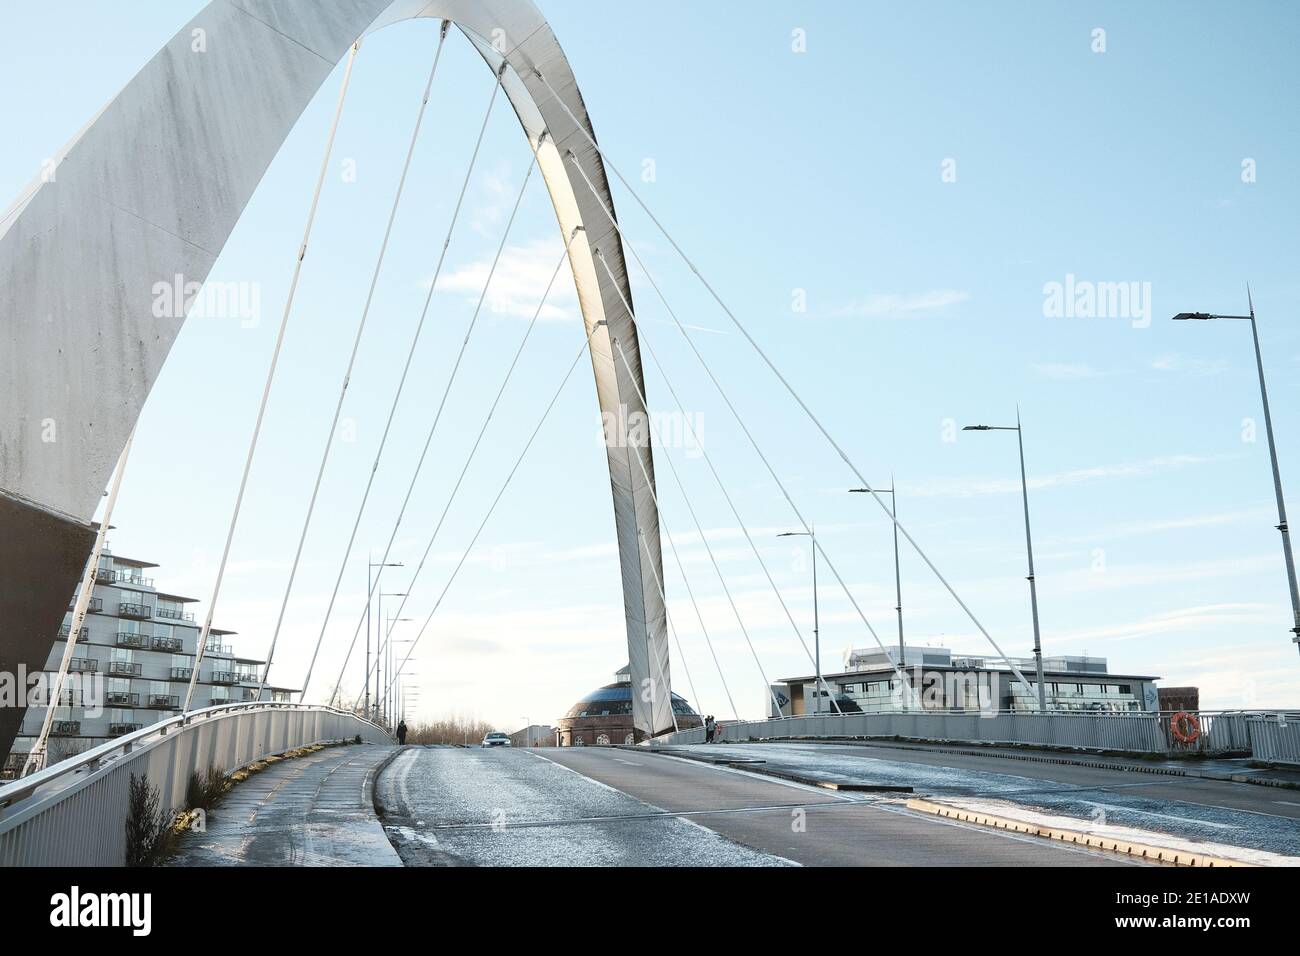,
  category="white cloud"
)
[469,161,516,237]
[826,289,970,319]
[1150,353,1229,376]
[1063,508,1273,544]
[432,236,576,321]
[908,454,1218,498]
